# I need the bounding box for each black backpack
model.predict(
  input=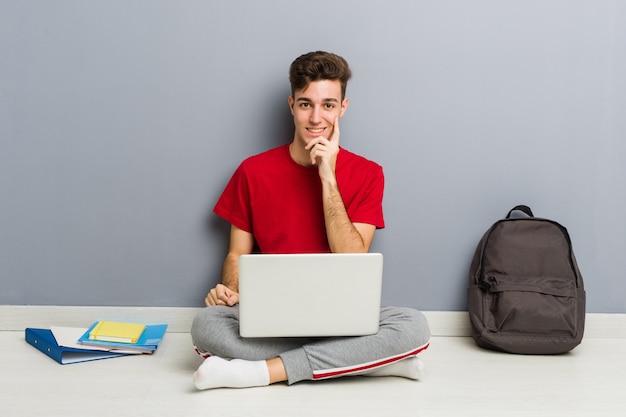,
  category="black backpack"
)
[468,205,586,354]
